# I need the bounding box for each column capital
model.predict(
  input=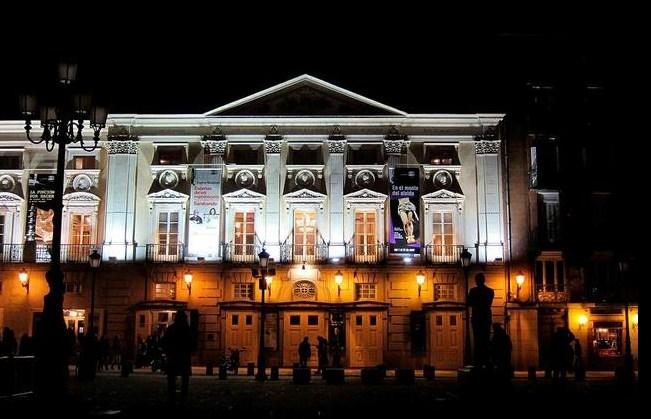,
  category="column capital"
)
[474,140,500,154]
[202,135,227,155]
[105,136,138,154]
[264,126,282,154]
